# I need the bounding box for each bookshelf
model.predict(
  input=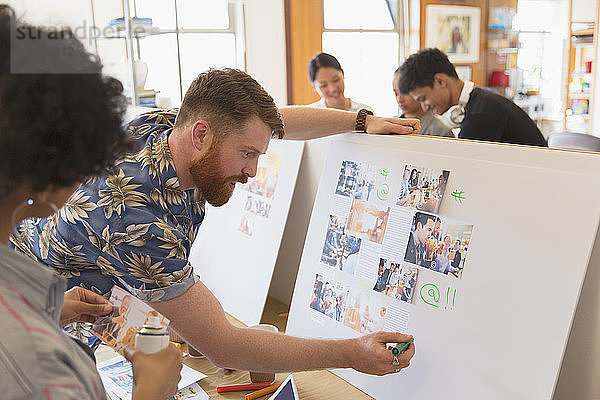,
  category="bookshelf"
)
[563,0,600,132]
